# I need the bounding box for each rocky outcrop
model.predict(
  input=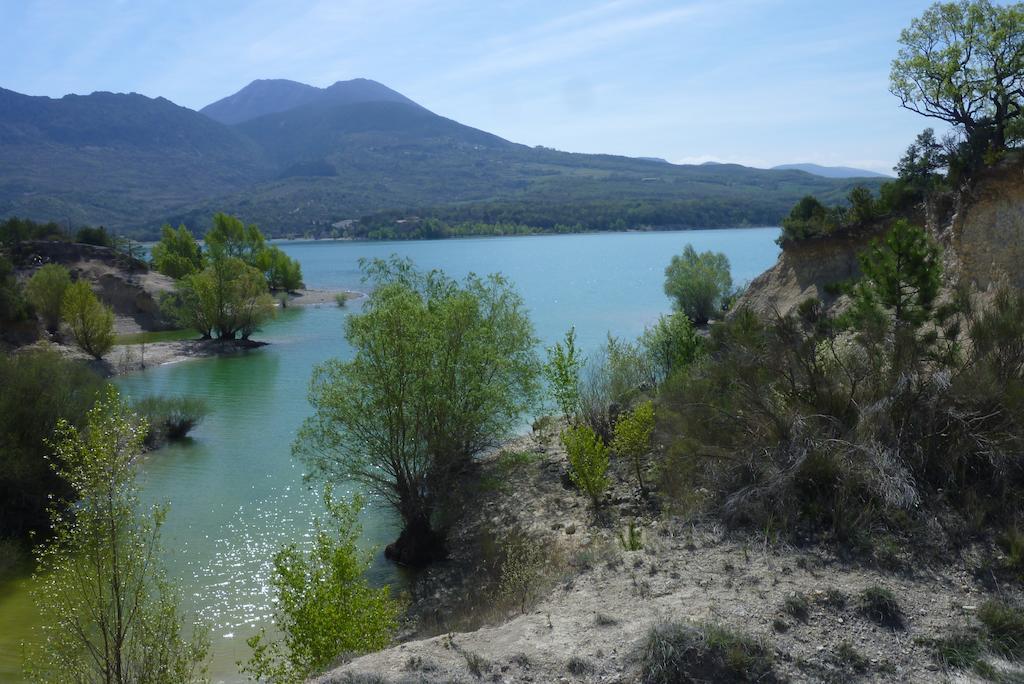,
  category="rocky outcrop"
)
[737,157,1024,318]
